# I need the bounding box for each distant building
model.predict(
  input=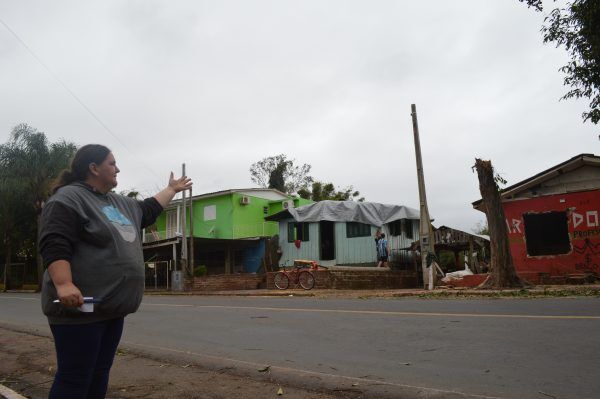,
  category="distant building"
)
[142,188,312,282]
[266,200,420,268]
[473,154,600,283]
